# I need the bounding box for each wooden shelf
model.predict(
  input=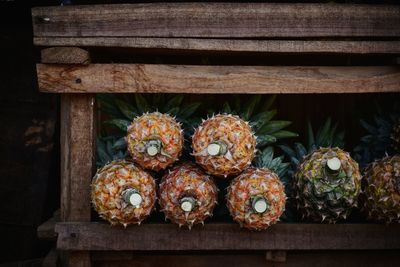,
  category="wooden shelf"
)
[37,64,400,94]
[32,3,400,54]
[55,222,400,251]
